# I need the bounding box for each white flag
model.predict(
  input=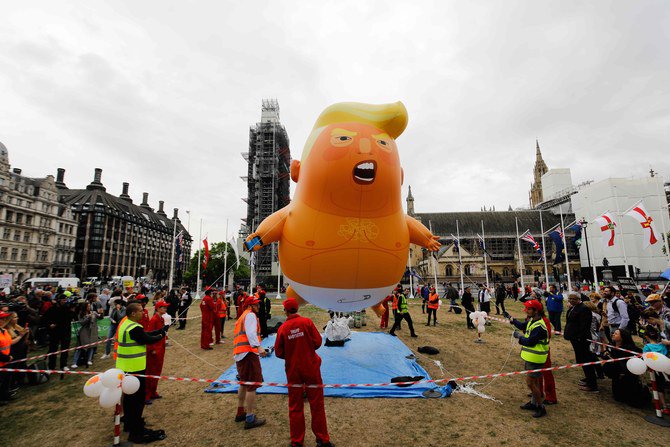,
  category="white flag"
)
[624,201,659,250]
[593,212,617,249]
[229,236,240,267]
